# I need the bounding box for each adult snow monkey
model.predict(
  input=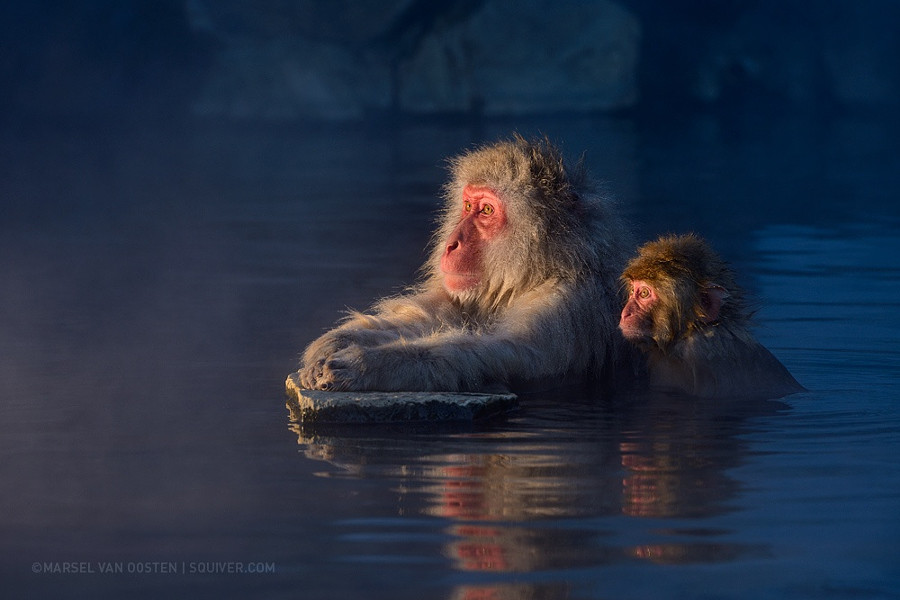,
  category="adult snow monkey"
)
[298,135,632,392]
